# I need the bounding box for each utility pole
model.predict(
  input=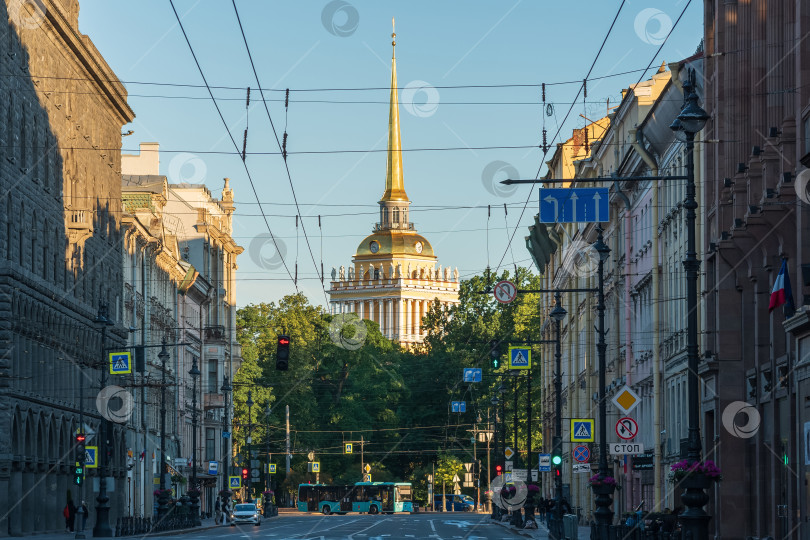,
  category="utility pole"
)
[285,406,291,475]
[360,435,365,480]
[473,422,479,511]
